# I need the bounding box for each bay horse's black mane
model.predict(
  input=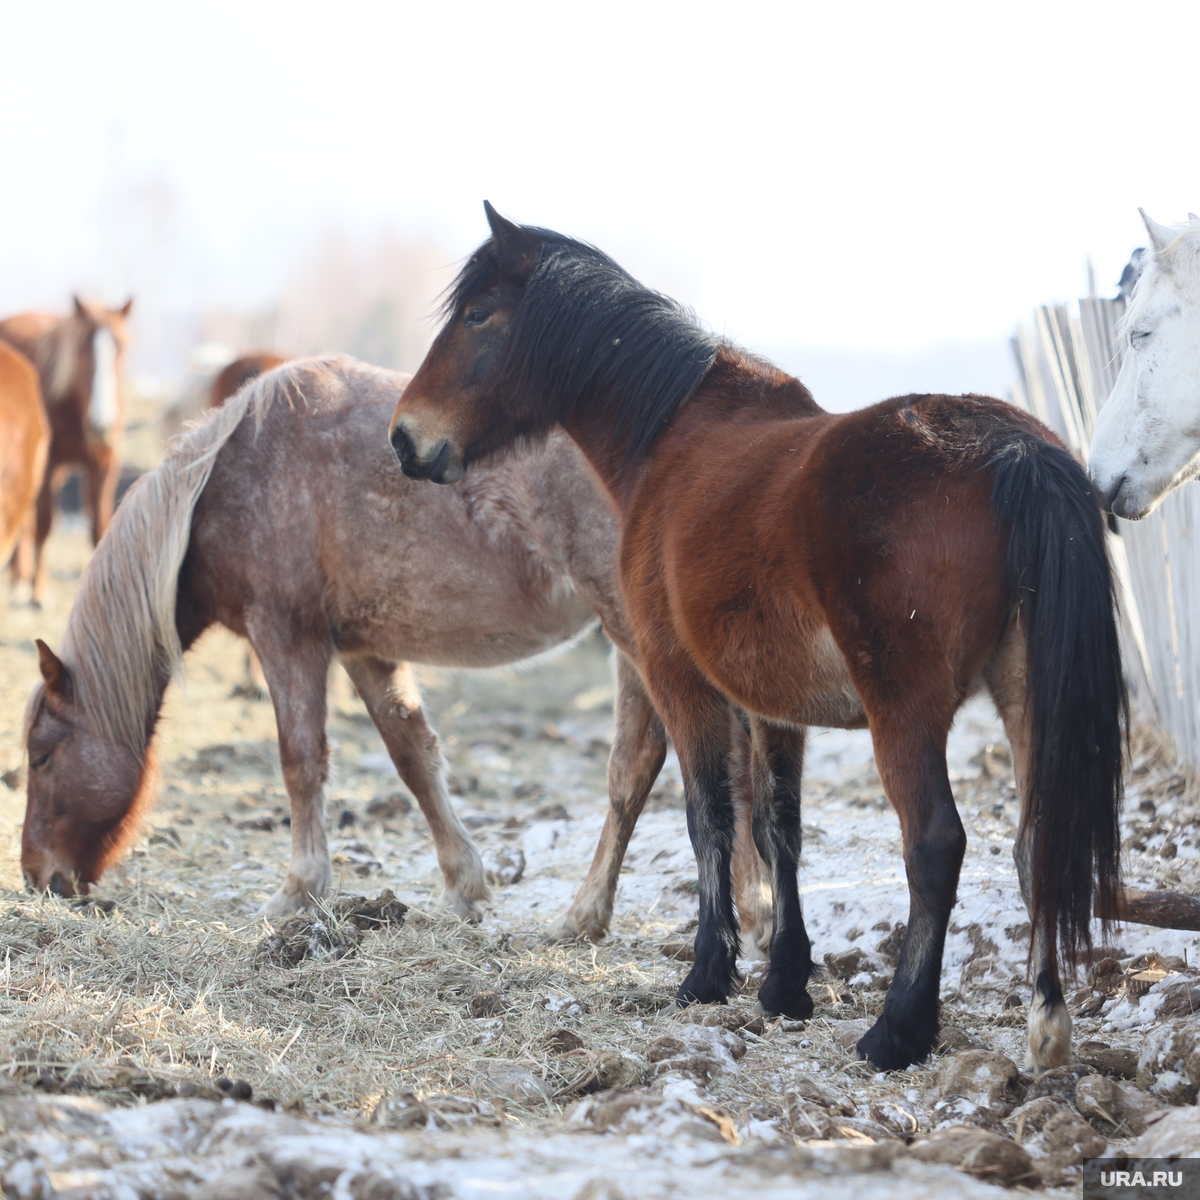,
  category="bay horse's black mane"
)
[444,227,721,461]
